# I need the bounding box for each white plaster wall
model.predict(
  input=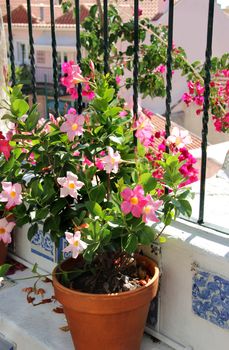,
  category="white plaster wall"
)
[149,0,229,114]
[150,222,229,350]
